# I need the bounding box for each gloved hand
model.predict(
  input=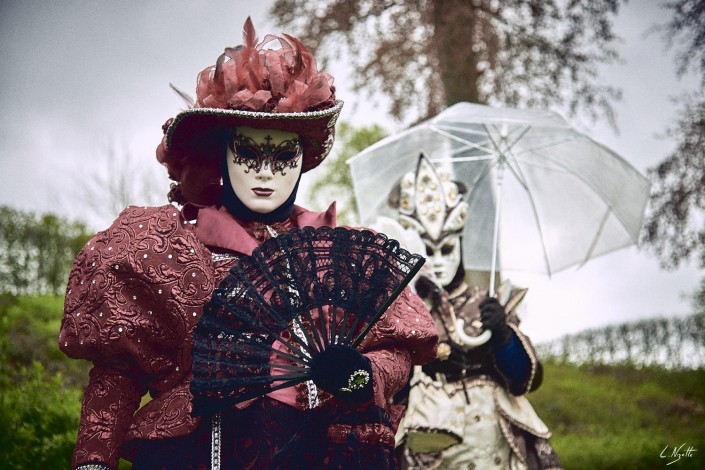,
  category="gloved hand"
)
[414,275,442,304]
[479,296,513,348]
[309,344,373,404]
[422,339,468,378]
